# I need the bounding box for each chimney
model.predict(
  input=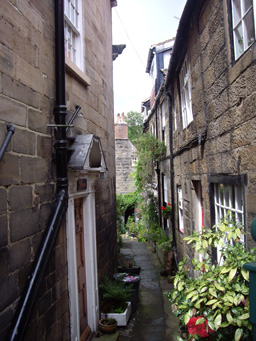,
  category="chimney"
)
[114,113,128,139]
